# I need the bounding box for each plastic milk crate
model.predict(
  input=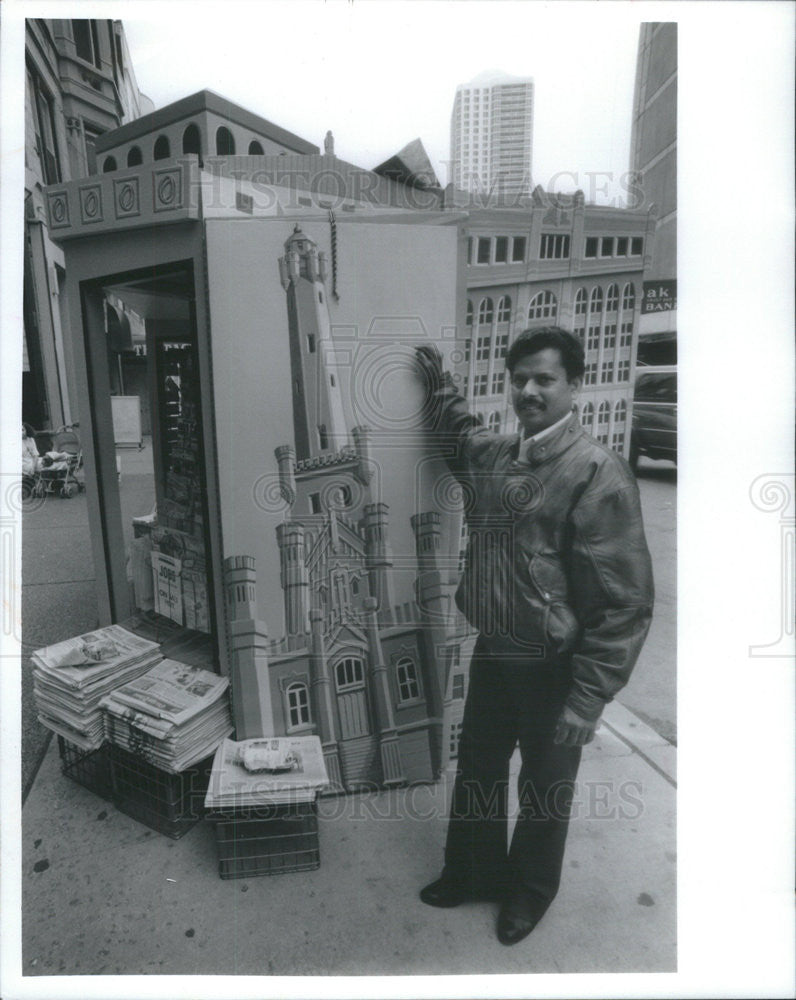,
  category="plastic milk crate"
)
[57,736,113,800]
[207,800,320,879]
[108,744,213,839]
